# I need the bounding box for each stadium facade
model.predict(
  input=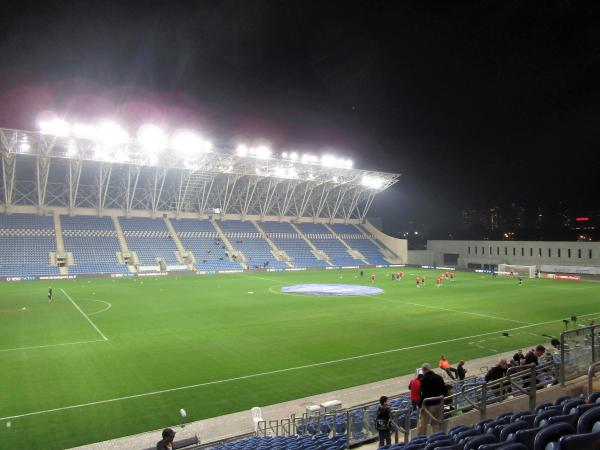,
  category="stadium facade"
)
[409,240,600,275]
